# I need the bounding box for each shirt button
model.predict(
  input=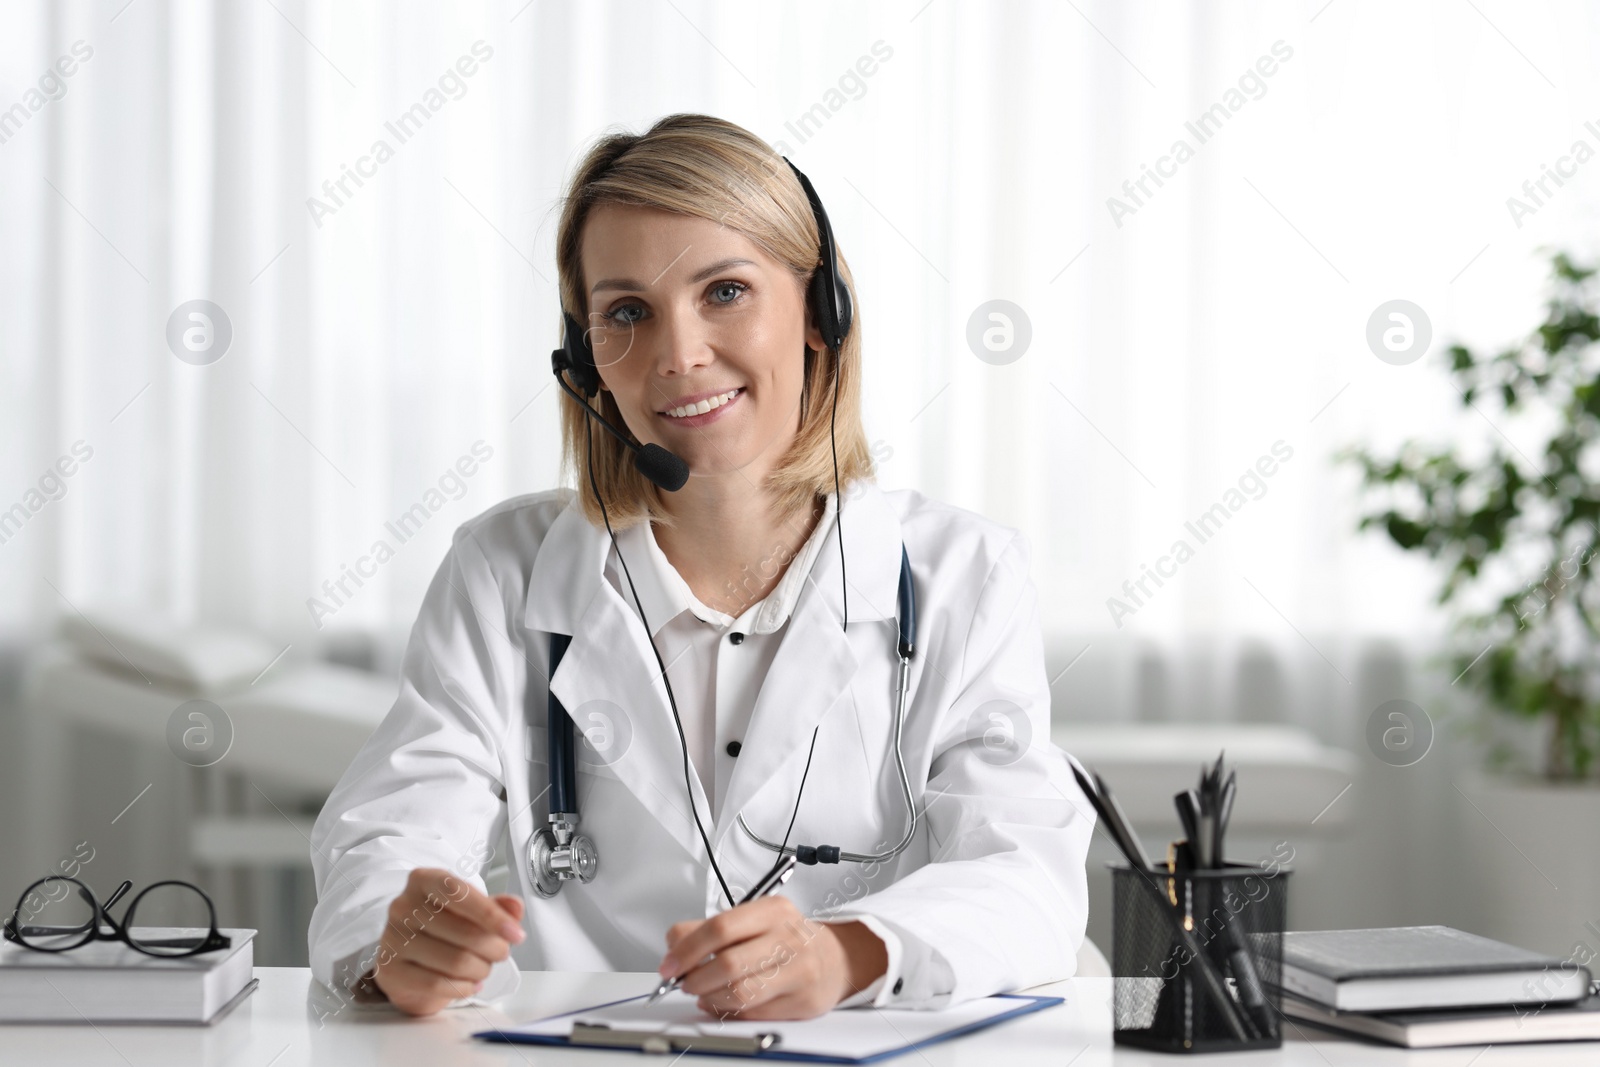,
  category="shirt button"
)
[725,740,742,758]
[893,978,904,995]
[728,631,745,644]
